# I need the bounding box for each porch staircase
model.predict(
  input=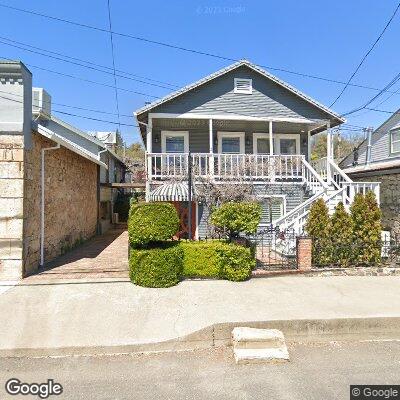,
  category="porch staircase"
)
[269,157,380,256]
